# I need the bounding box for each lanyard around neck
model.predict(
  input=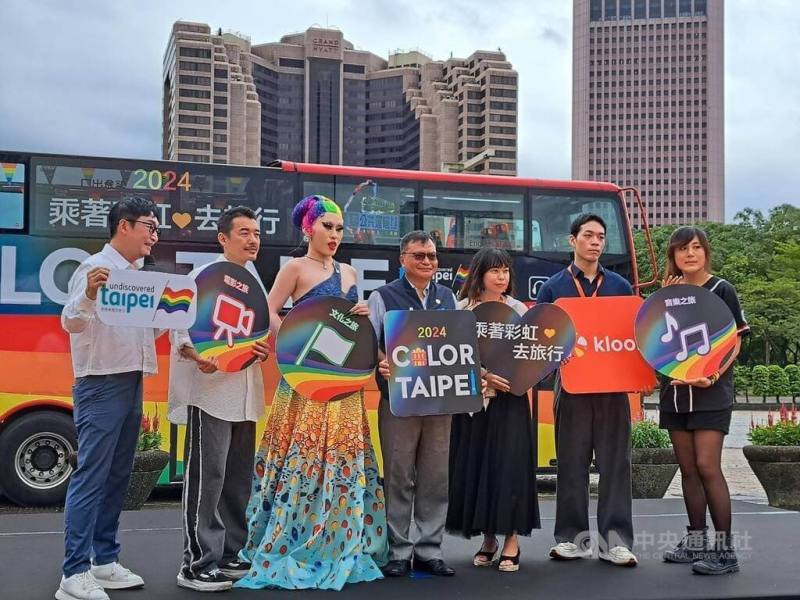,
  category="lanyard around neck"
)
[568,264,603,298]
